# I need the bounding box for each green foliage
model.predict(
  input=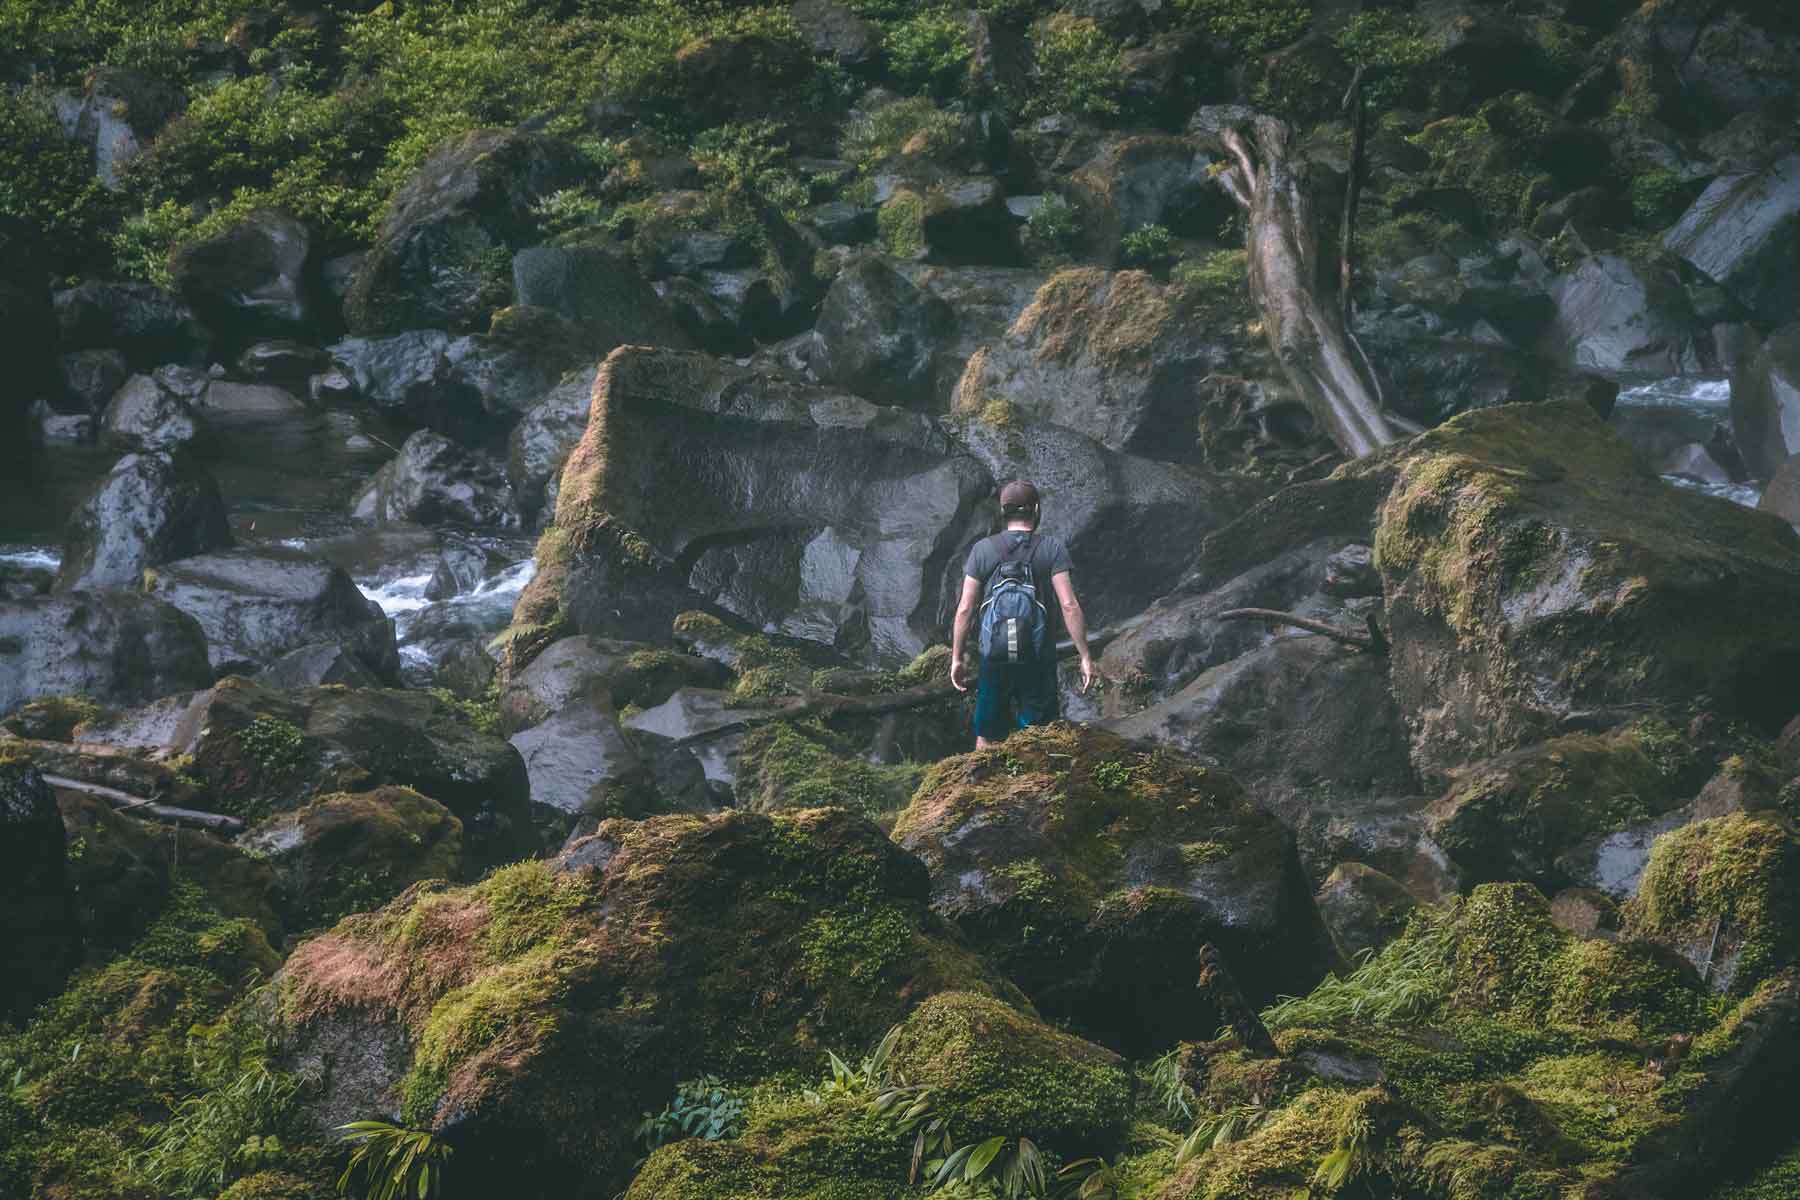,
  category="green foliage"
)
[1118,224,1174,271]
[1146,1050,1195,1122]
[531,187,607,240]
[139,1066,301,1198]
[1089,758,1146,793]
[0,88,117,278]
[336,1121,451,1200]
[693,121,811,213]
[844,97,965,171]
[234,716,308,779]
[1263,906,1457,1031]
[1027,15,1123,118]
[1178,0,1310,54]
[637,1076,749,1151]
[1332,10,1442,108]
[879,190,929,258]
[733,720,924,820]
[426,688,500,737]
[1173,1098,1274,1168]
[1629,167,1690,228]
[0,0,260,80]
[1021,195,1083,263]
[886,10,974,97]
